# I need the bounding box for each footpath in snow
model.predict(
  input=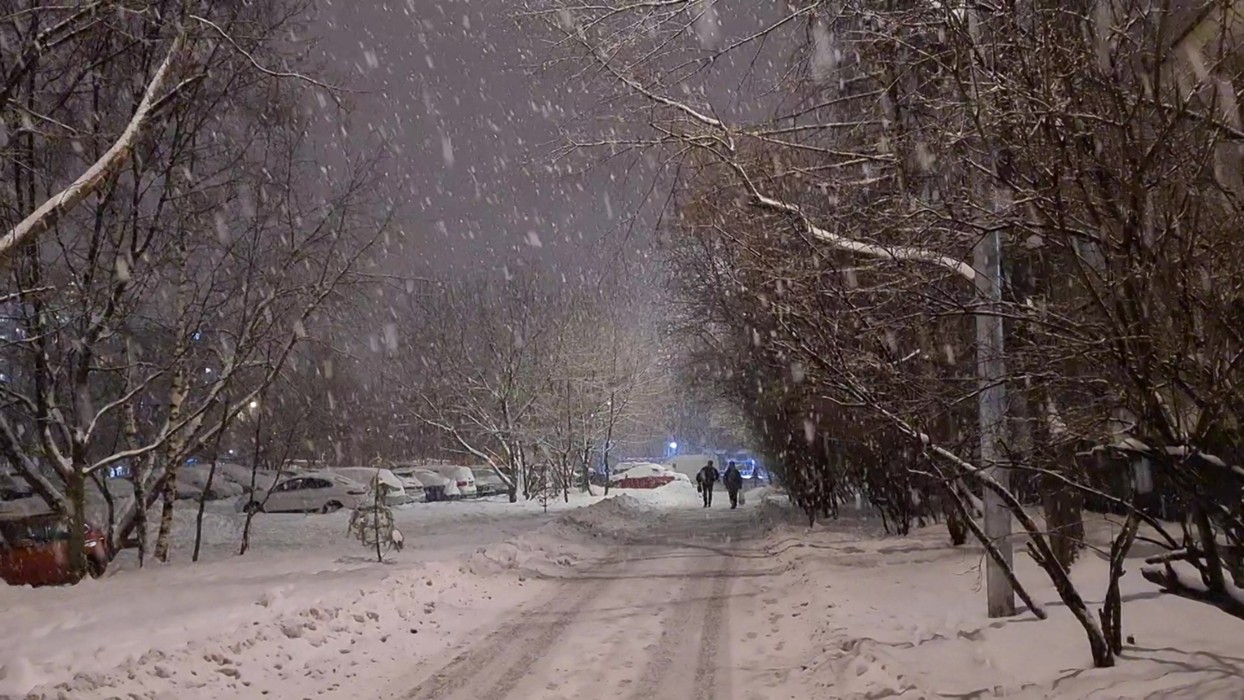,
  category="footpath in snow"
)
[3,483,1243,699]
